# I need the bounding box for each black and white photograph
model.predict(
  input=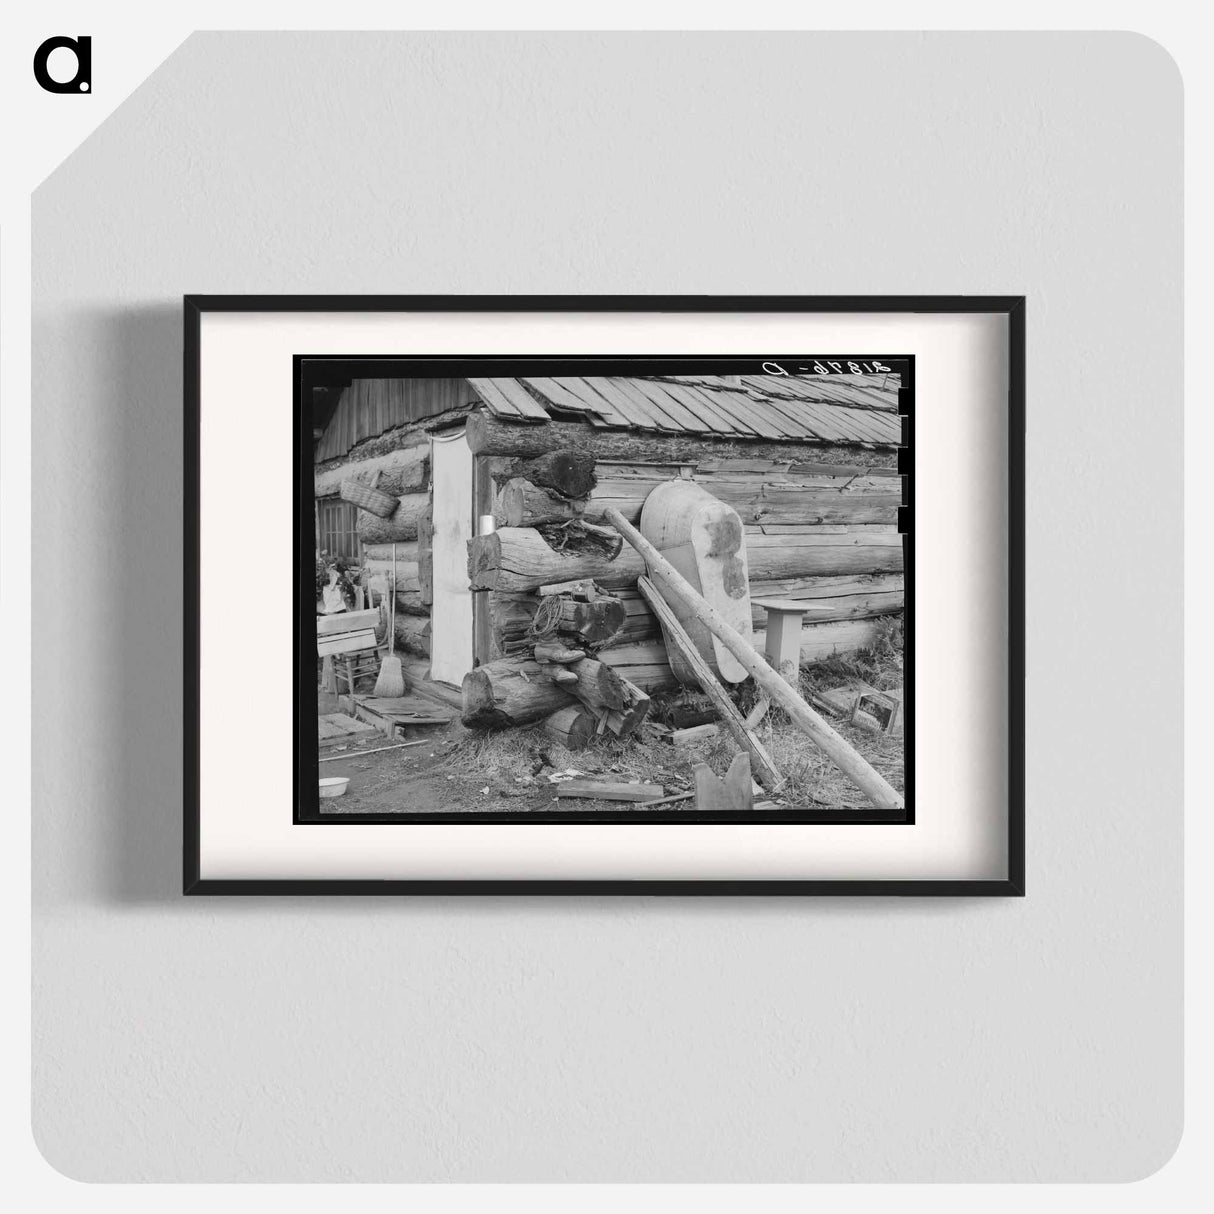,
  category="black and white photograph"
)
[304,358,911,822]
